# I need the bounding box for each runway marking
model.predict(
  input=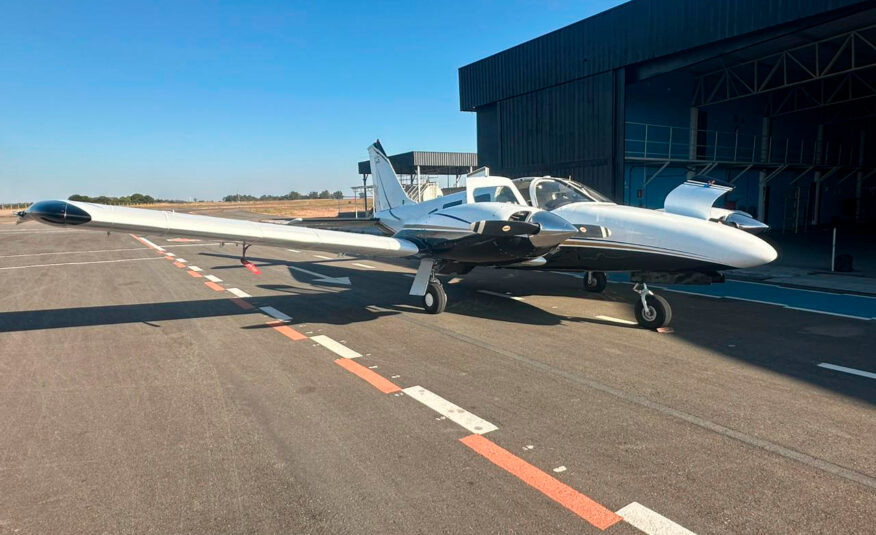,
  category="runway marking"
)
[134,236,165,252]
[313,254,332,260]
[311,335,362,359]
[229,297,255,310]
[553,466,567,473]
[187,270,202,278]
[172,261,186,268]
[204,274,223,283]
[267,320,307,341]
[259,306,292,322]
[0,246,212,258]
[164,256,175,260]
[616,502,696,535]
[188,266,203,272]
[817,363,876,380]
[204,281,225,292]
[175,258,187,263]
[783,306,871,320]
[595,315,637,325]
[403,315,876,490]
[460,434,621,529]
[0,257,164,270]
[352,262,376,269]
[334,359,402,393]
[478,290,524,301]
[287,249,301,253]
[228,288,252,298]
[402,386,497,435]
